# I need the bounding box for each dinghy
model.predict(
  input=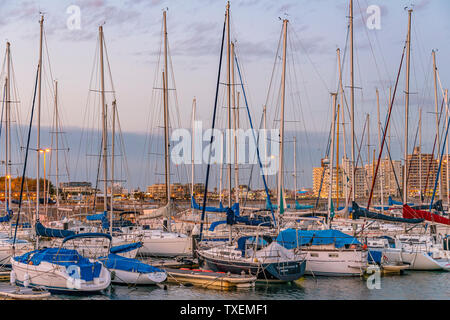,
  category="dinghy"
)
[0,283,50,300]
[100,242,167,285]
